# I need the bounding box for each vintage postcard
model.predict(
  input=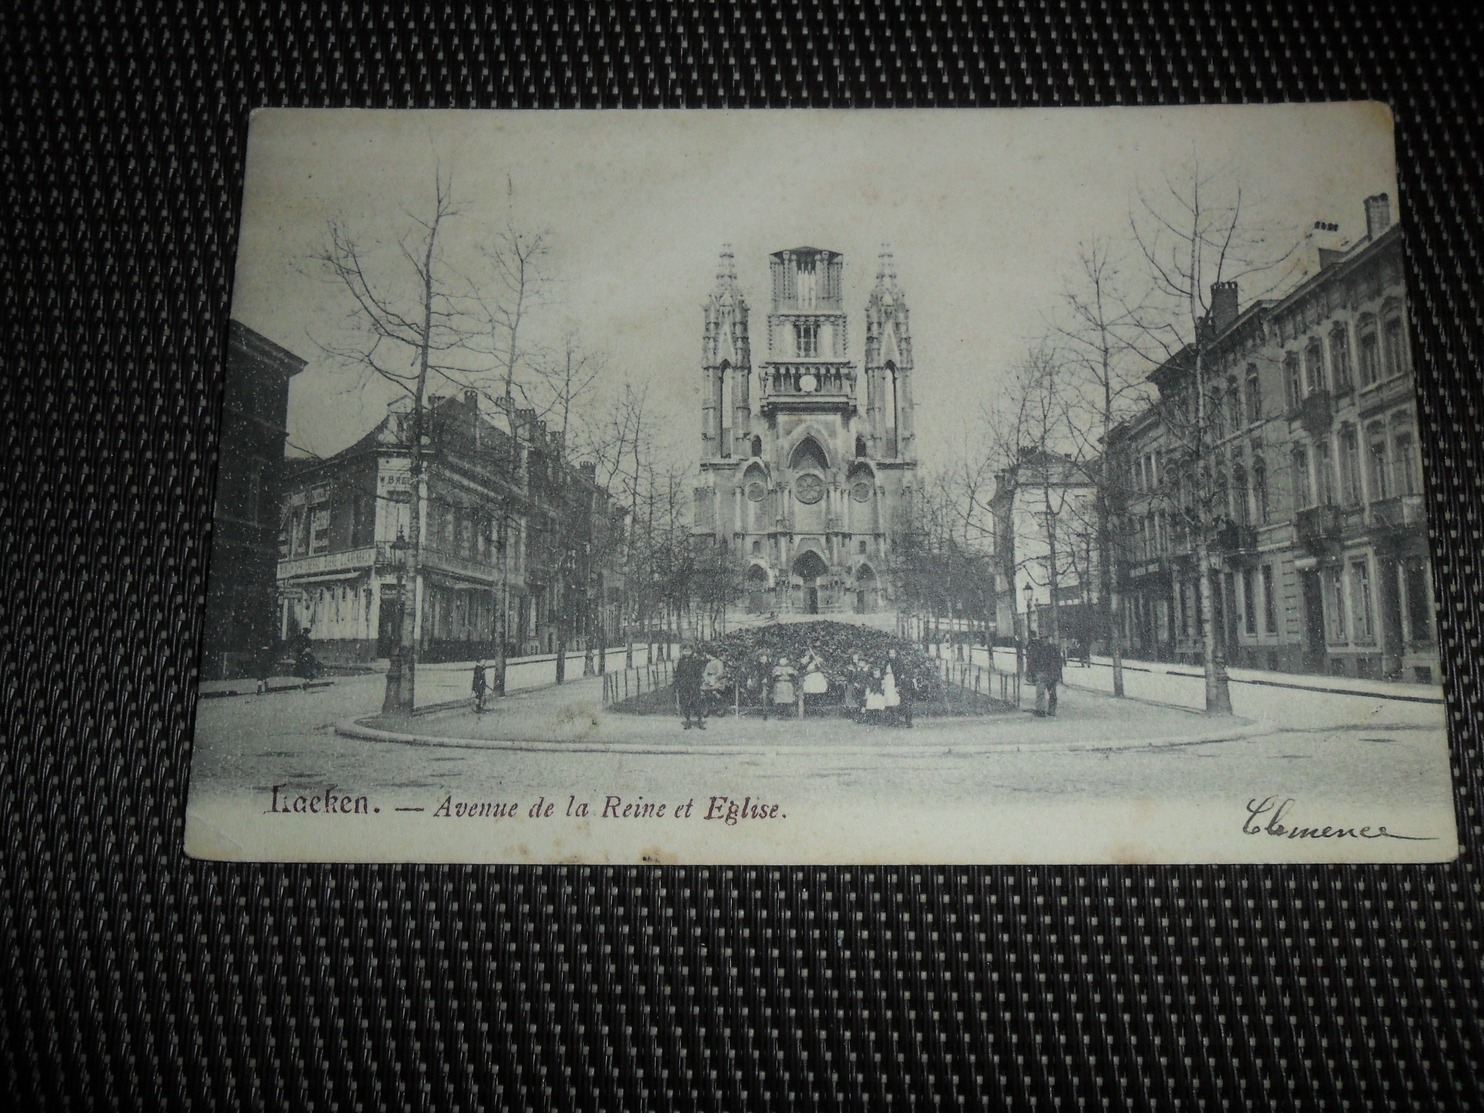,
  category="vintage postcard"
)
[186,106,1457,863]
